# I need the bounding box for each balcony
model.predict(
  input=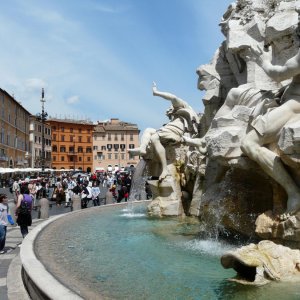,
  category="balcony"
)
[67,152,78,156]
